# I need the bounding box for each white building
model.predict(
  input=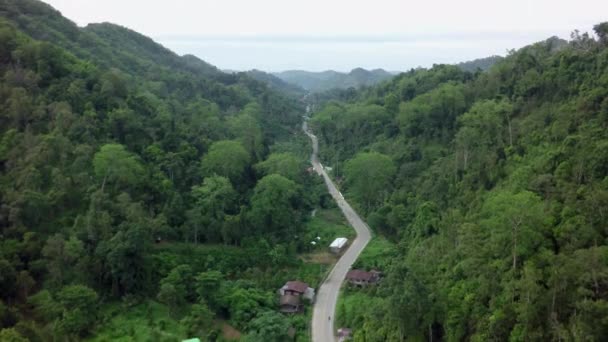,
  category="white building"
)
[329,237,348,254]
